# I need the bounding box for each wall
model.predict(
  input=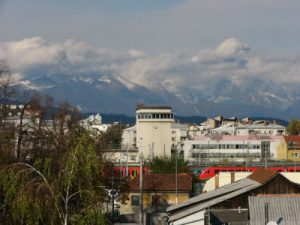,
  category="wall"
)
[120,191,190,215]
[136,108,173,158]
